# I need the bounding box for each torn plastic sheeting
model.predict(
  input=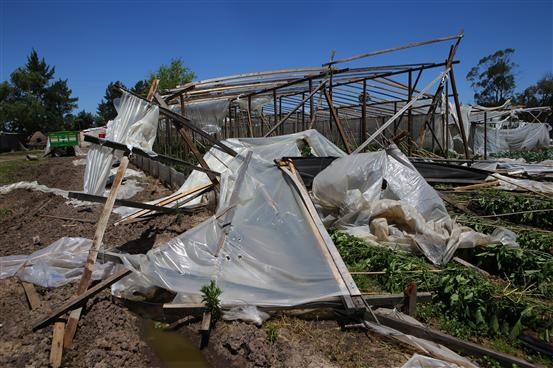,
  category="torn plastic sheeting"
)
[0,237,118,288]
[223,305,270,326]
[170,99,230,135]
[491,173,553,195]
[471,122,551,155]
[115,129,346,218]
[401,354,462,368]
[112,150,348,307]
[83,91,158,195]
[365,319,478,368]
[472,159,553,175]
[312,145,517,265]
